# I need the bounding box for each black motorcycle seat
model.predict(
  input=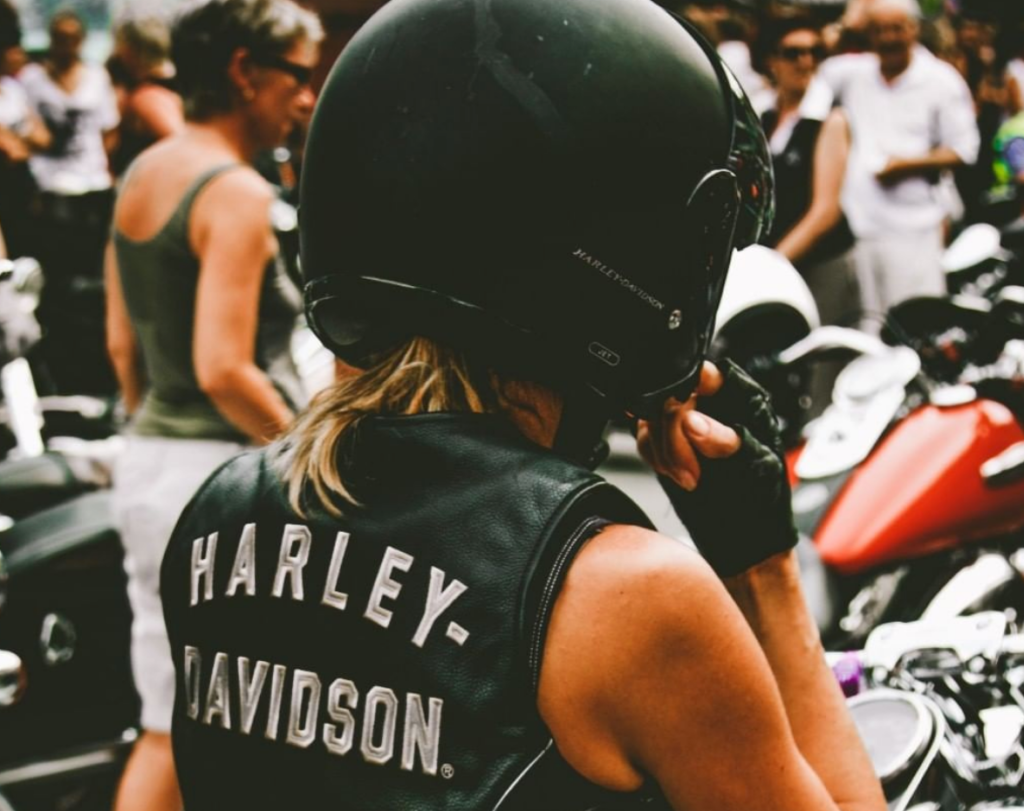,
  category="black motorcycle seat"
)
[1,491,117,576]
[0,452,98,519]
